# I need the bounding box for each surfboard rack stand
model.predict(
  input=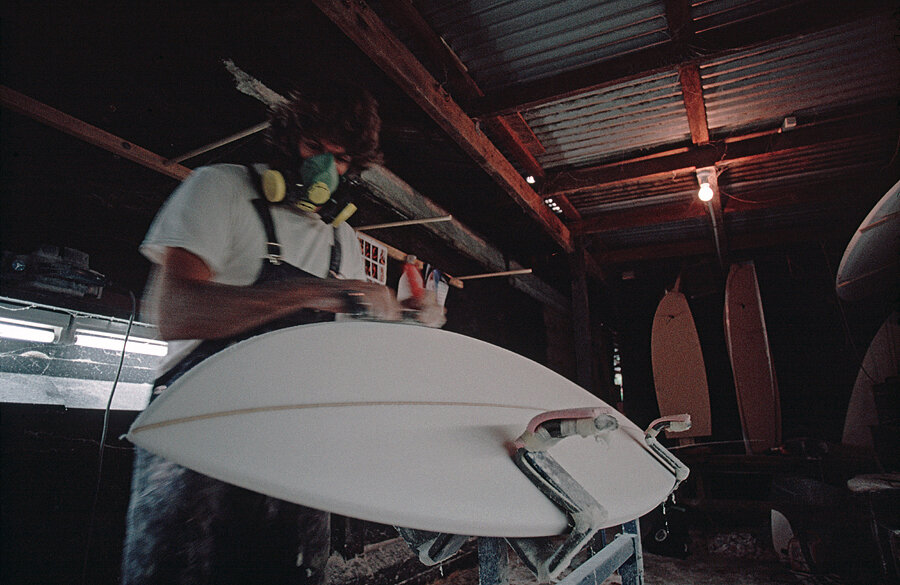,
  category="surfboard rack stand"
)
[505,409,690,584]
[397,408,691,584]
